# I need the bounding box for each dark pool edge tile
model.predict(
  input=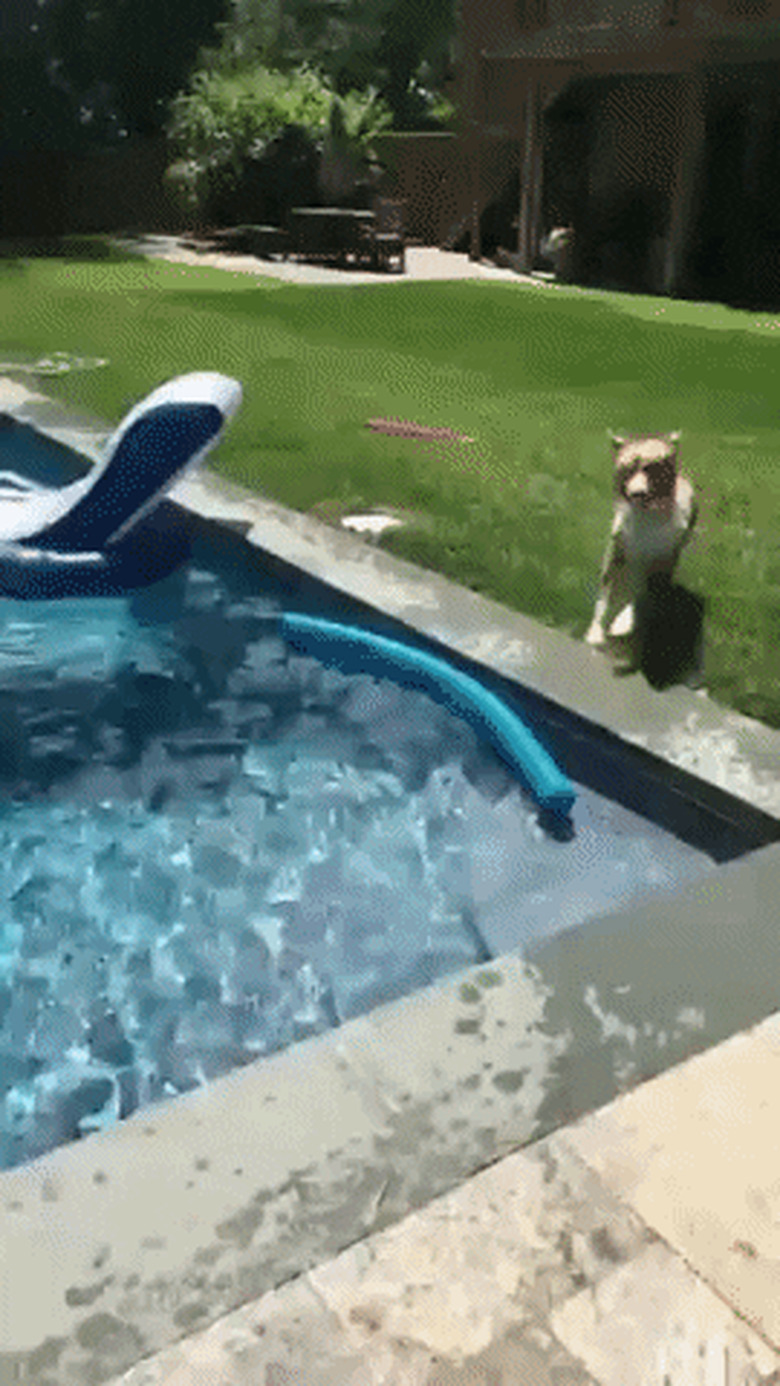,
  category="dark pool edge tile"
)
[525,841,780,1132]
